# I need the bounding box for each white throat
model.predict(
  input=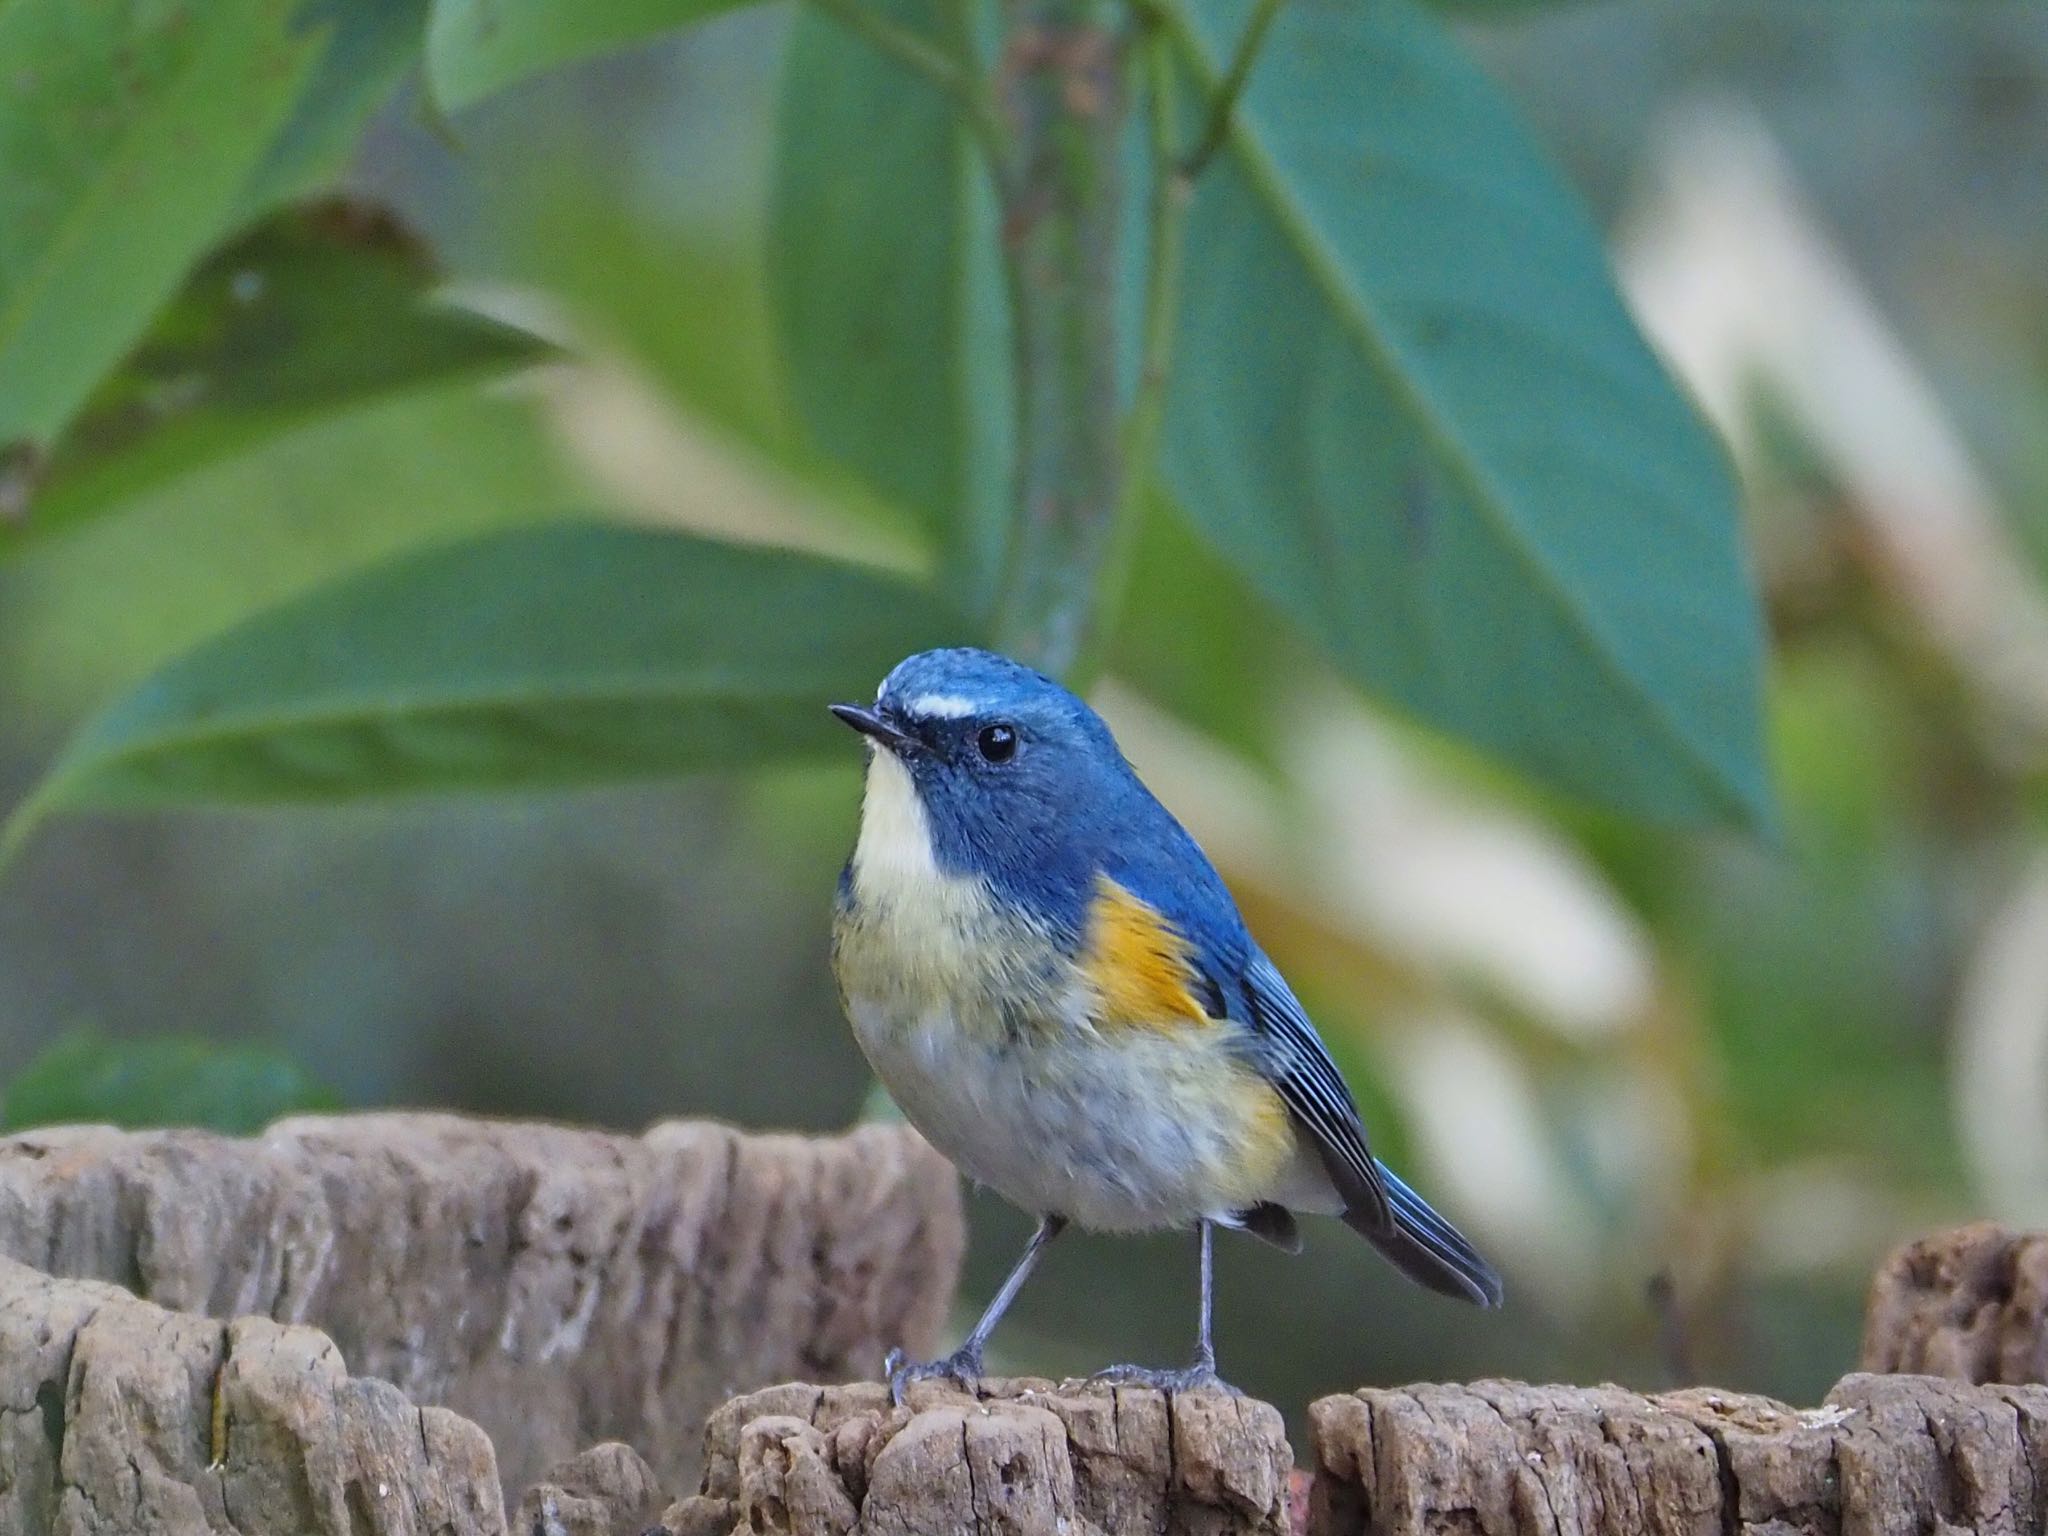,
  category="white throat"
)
[850,747,944,900]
